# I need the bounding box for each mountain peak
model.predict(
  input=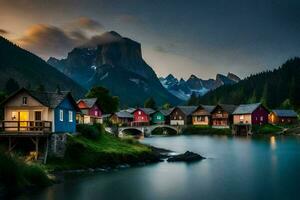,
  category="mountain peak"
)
[188,74,199,80]
[227,72,241,82]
